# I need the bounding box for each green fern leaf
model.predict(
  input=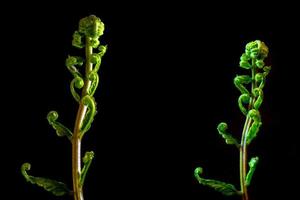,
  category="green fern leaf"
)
[21,163,71,196]
[194,167,240,196]
[246,157,259,186]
